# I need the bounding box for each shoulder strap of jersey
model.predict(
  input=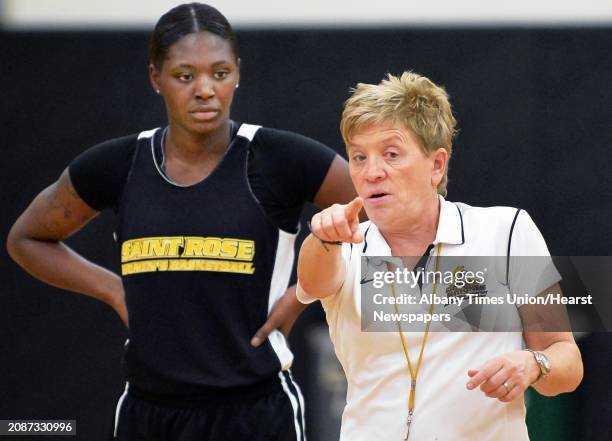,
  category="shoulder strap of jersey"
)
[236,123,262,141]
